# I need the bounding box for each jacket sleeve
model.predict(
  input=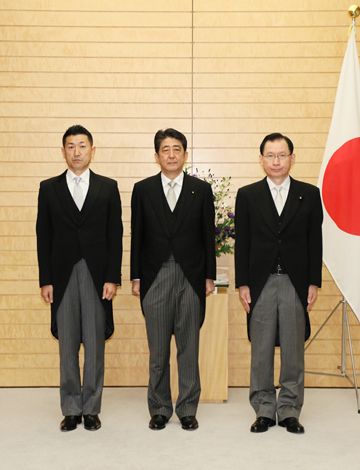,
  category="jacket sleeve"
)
[105,180,123,285]
[36,182,53,287]
[307,187,323,287]
[202,182,216,280]
[130,183,143,280]
[235,188,251,288]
